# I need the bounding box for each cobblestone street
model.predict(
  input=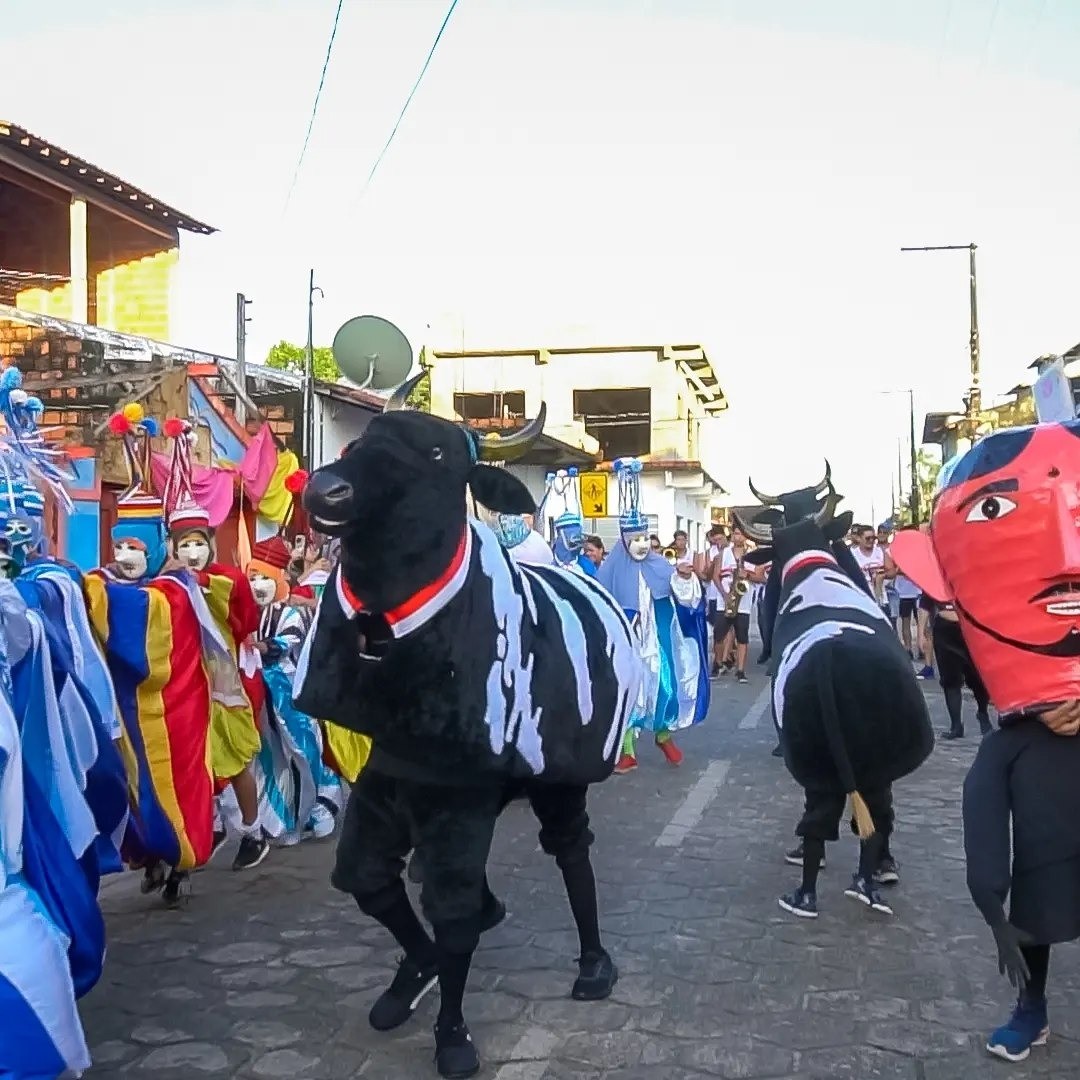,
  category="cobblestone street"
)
[82,667,1080,1079]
